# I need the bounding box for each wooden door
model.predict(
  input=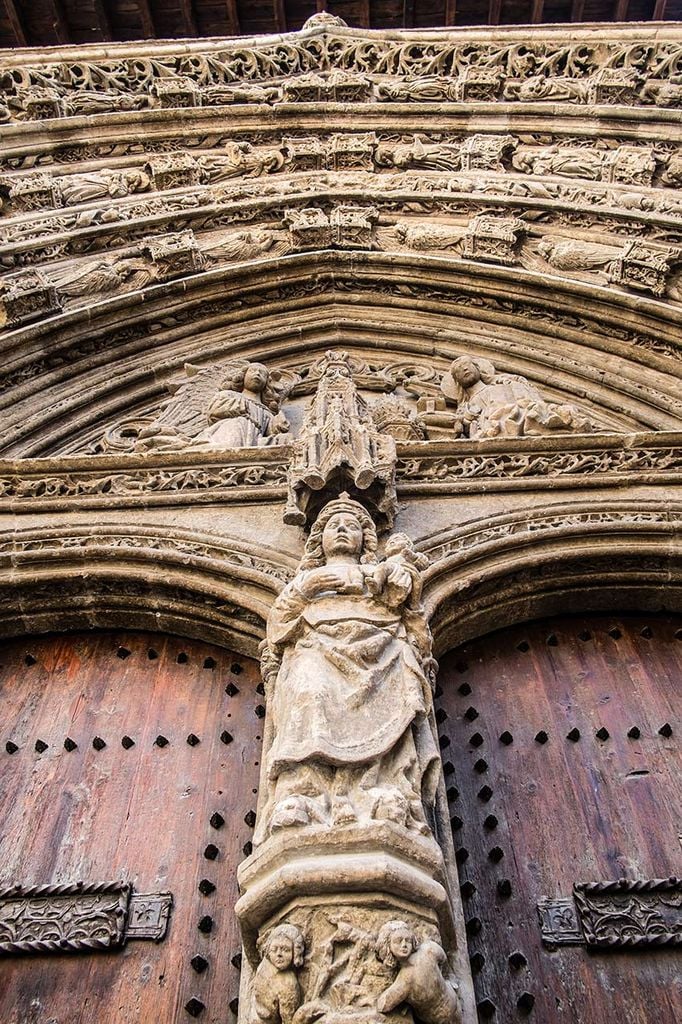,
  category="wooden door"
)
[0,631,262,1024]
[436,613,681,1023]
